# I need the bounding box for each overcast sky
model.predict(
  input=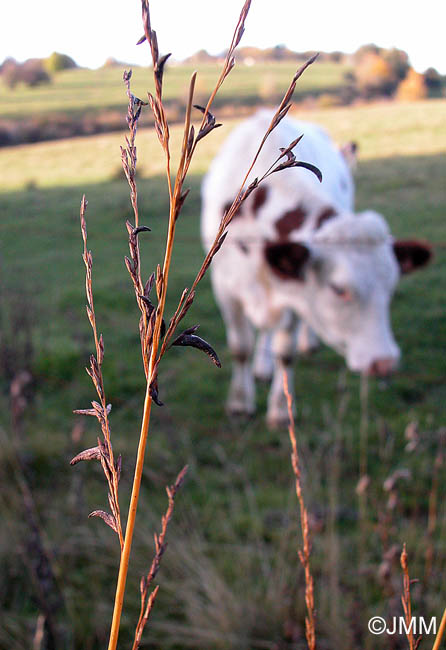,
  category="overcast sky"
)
[2,0,445,73]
